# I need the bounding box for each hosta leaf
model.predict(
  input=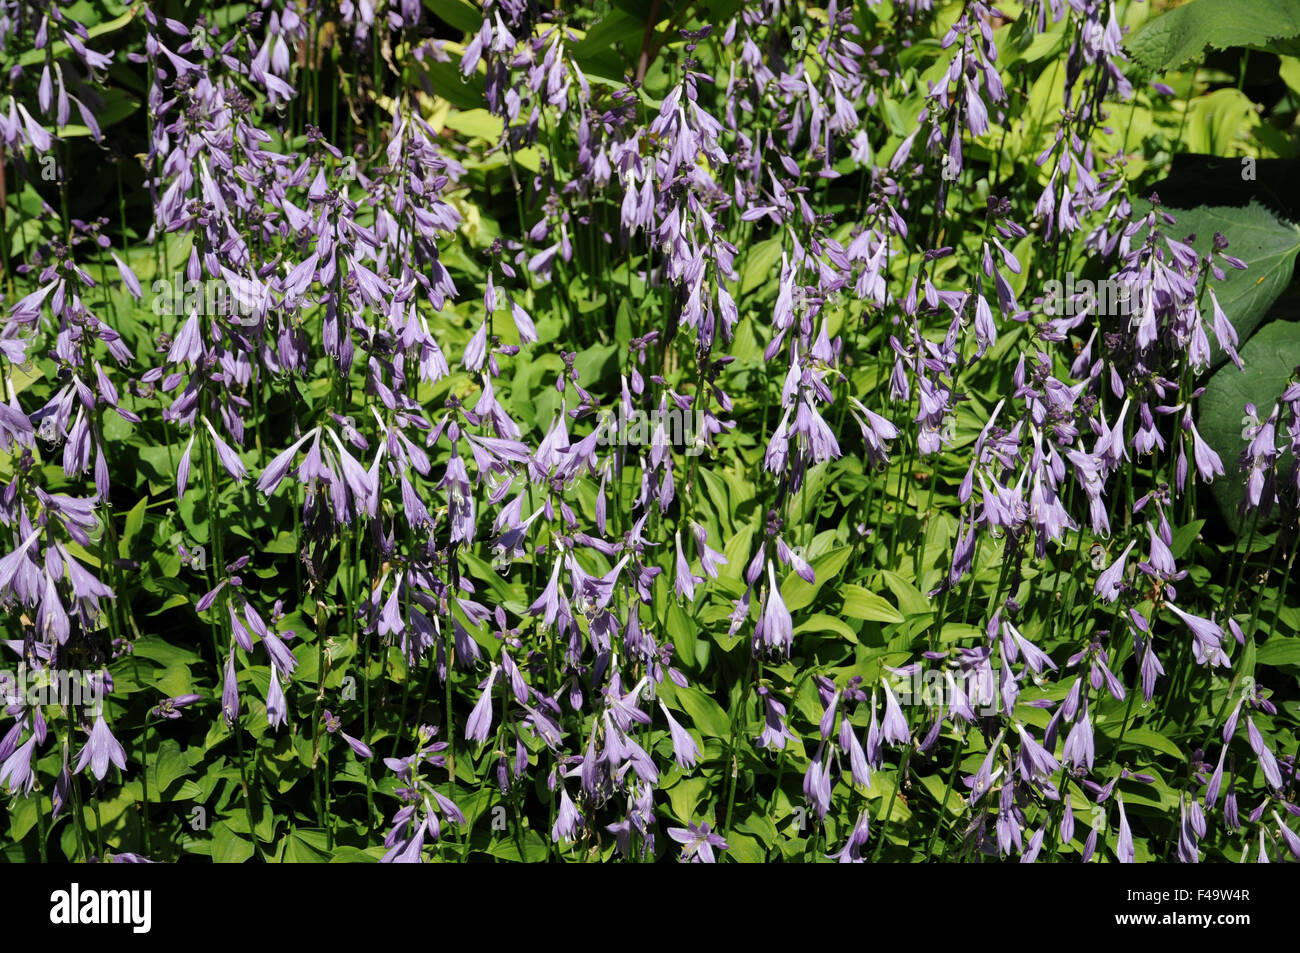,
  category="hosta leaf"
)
[841,584,904,624]
[1256,636,1300,667]
[211,824,255,864]
[662,681,731,739]
[1198,320,1300,531]
[781,546,851,612]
